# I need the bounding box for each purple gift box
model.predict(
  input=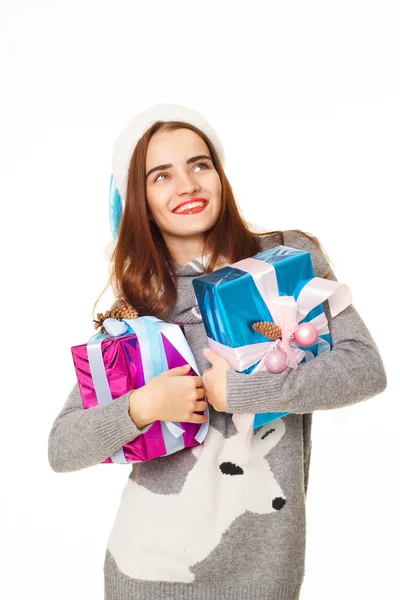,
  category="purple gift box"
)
[71,316,209,464]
